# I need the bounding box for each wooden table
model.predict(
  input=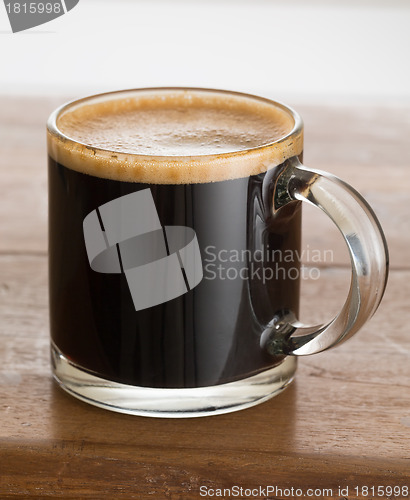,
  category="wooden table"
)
[0,97,409,499]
